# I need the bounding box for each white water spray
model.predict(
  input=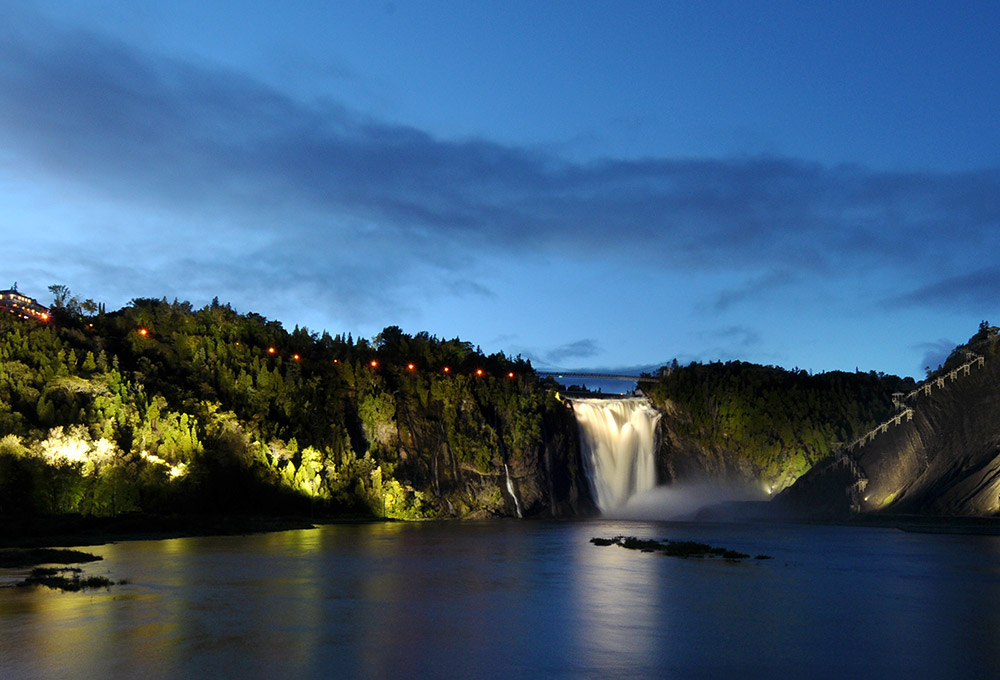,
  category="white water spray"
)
[504,463,523,518]
[571,397,660,513]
